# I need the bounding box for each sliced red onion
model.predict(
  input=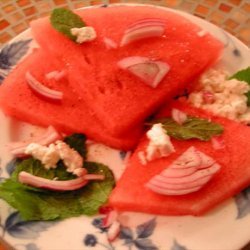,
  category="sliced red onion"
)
[8,126,61,157]
[160,166,197,178]
[84,174,105,181]
[171,108,187,125]
[198,152,216,169]
[120,19,166,47]
[118,56,170,88]
[54,71,66,81]
[149,175,211,190]
[18,171,88,191]
[126,18,166,31]
[146,182,201,195]
[211,136,225,150]
[171,147,202,169]
[103,37,118,49]
[202,91,215,104]
[45,70,66,81]
[146,146,221,195]
[150,166,218,185]
[102,209,118,228]
[46,71,57,80]
[107,221,120,242]
[99,205,113,215]
[138,151,147,165]
[26,71,63,100]
[100,208,120,242]
[38,127,61,145]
